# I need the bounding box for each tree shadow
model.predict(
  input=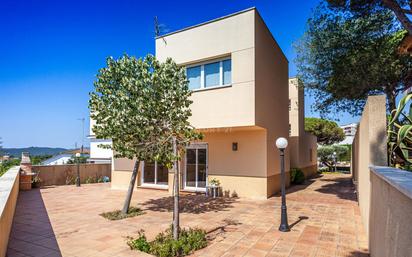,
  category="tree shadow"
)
[206,218,243,242]
[314,176,357,201]
[141,194,237,214]
[281,174,320,196]
[7,189,62,257]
